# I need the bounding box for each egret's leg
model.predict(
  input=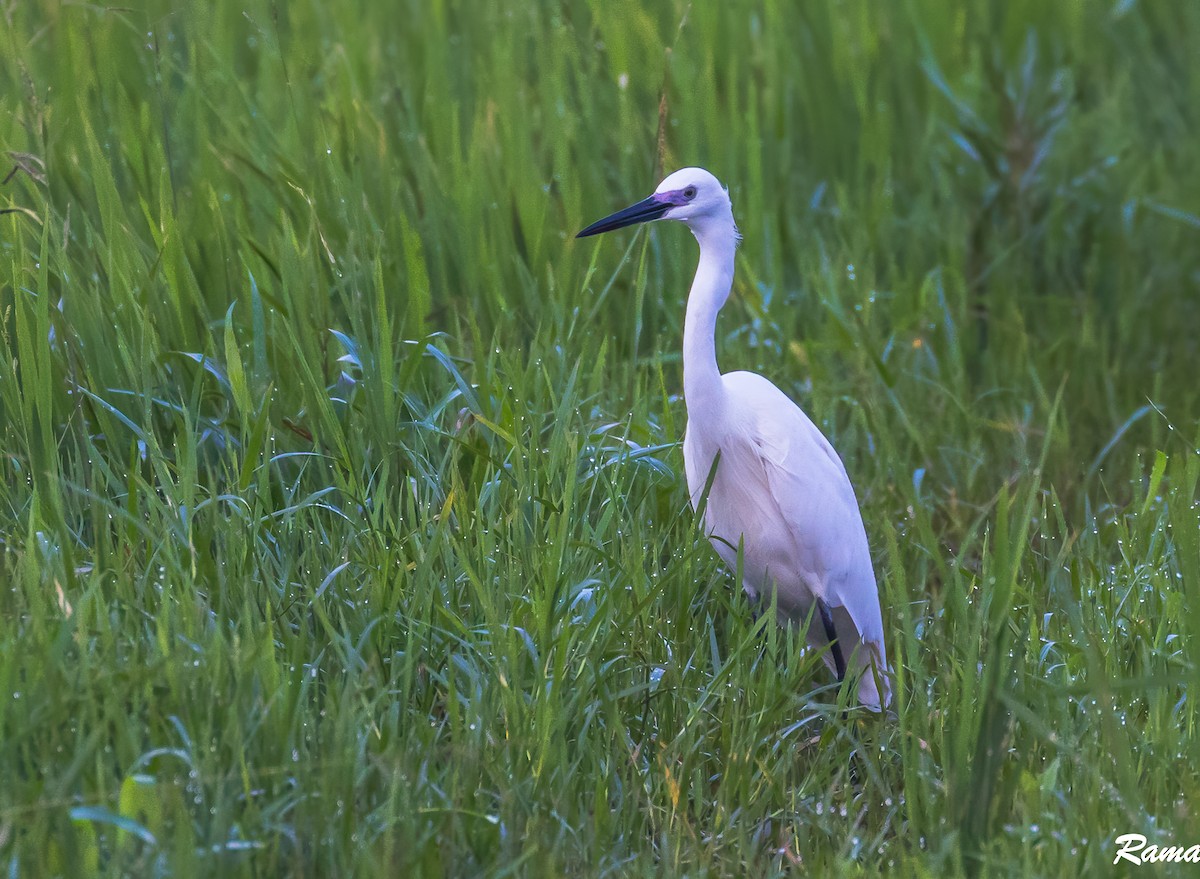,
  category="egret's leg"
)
[744,587,764,623]
[817,600,847,682]
[818,600,858,787]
